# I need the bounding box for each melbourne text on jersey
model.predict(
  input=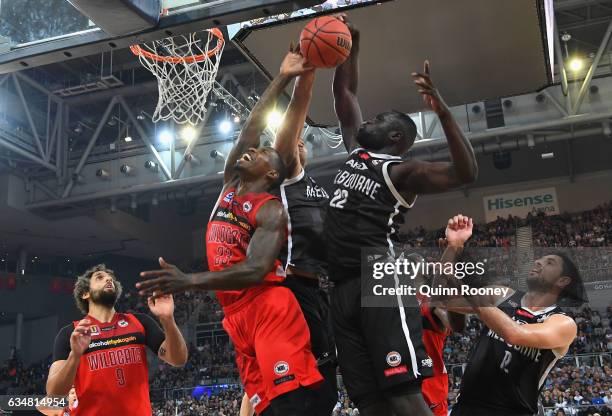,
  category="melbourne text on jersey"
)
[334,169,381,200]
[488,324,543,362]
